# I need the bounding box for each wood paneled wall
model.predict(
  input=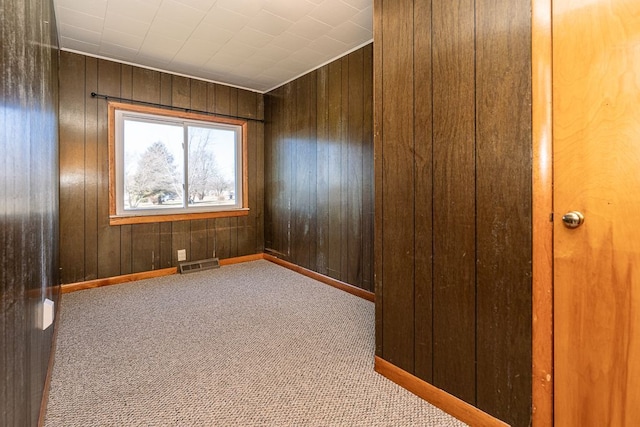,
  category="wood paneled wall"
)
[374,1,532,426]
[0,0,59,425]
[264,45,374,291]
[58,52,264,284]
